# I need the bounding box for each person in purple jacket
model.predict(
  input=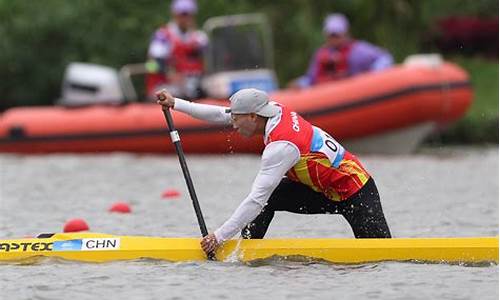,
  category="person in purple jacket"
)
[289,13,394,88]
